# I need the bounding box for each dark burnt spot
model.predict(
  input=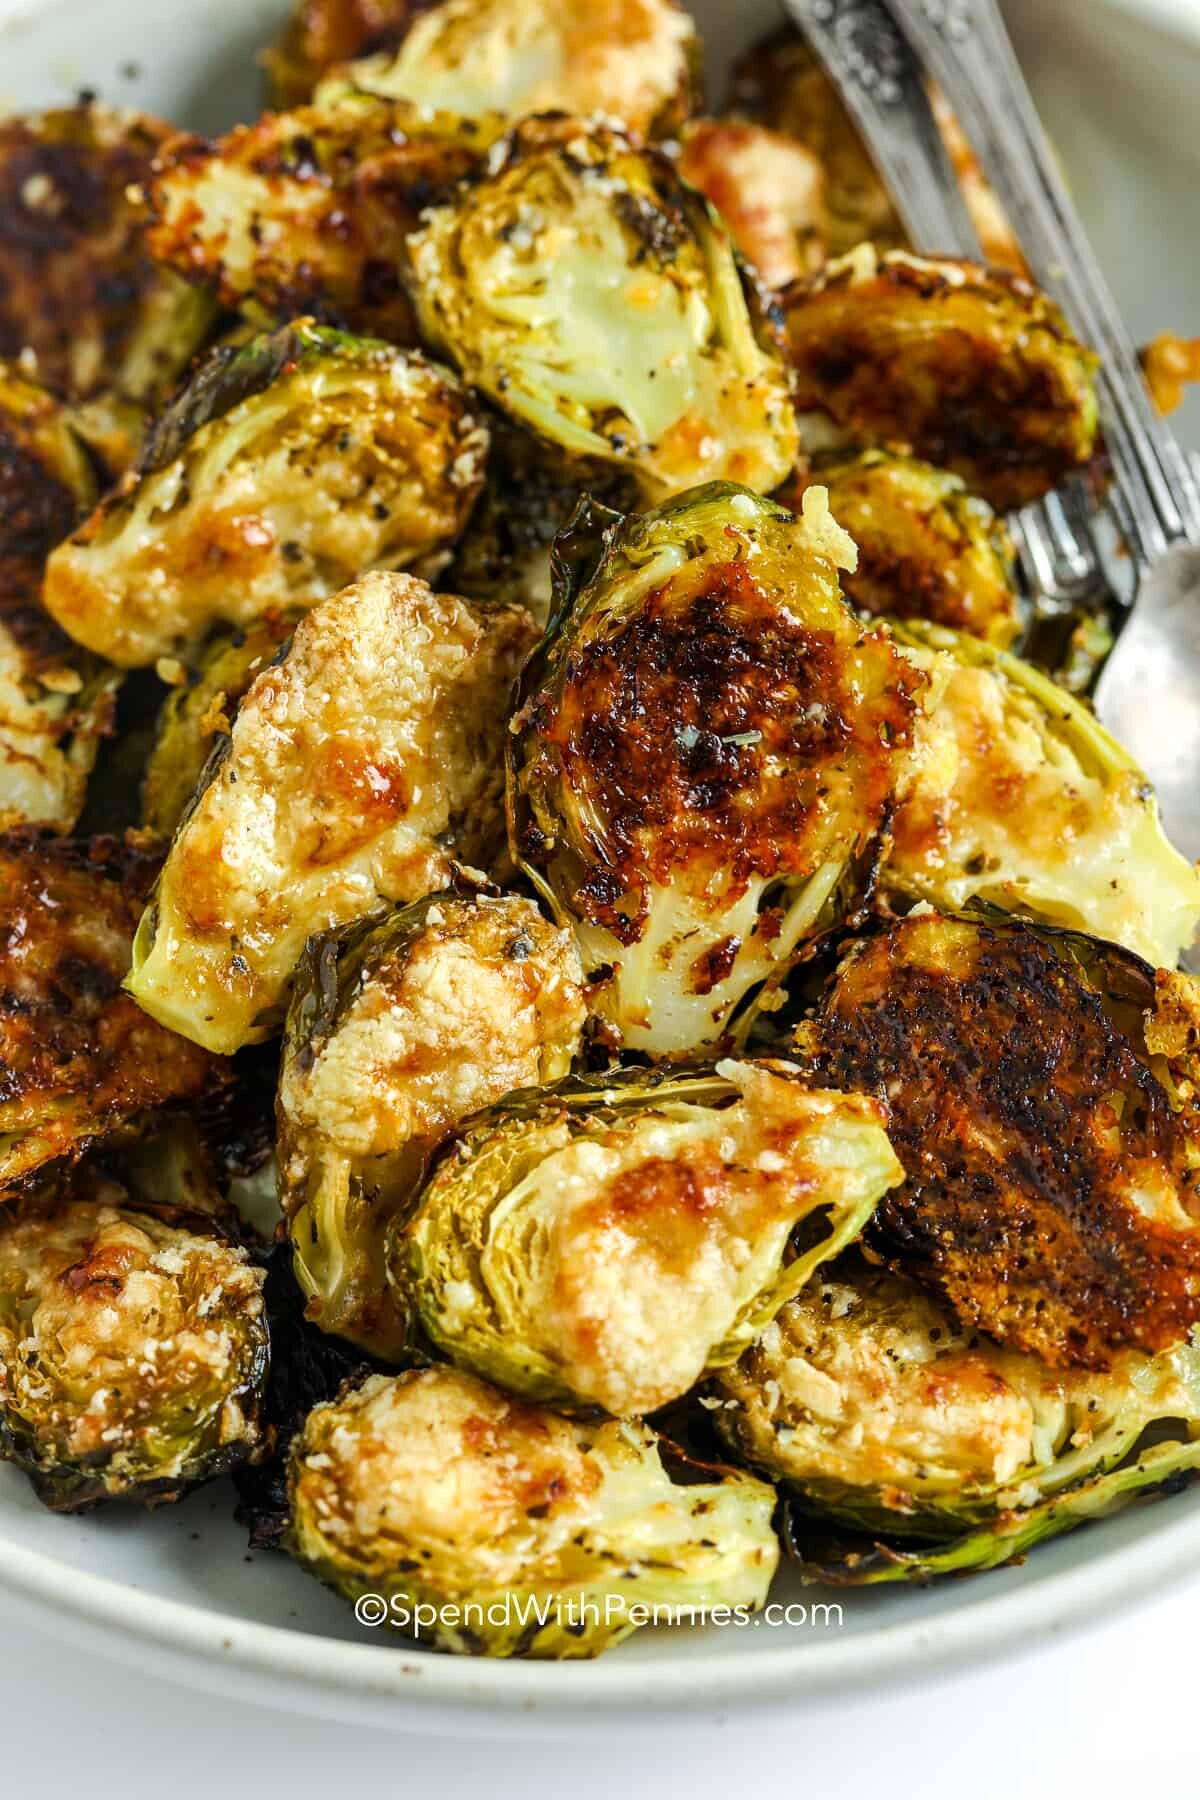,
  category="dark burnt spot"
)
[804,916,1200,1367]
[613,188,686,265]
[690,934,742,996]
